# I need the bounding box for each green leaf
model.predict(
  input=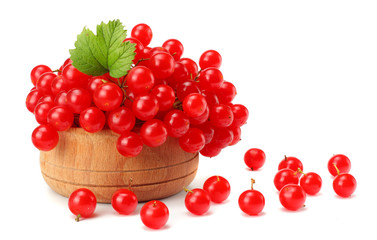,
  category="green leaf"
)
[69,19,135,78]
